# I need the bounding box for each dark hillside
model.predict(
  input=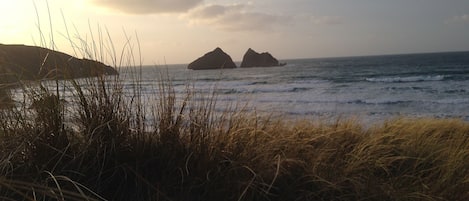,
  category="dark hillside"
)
[0,44,117,83]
